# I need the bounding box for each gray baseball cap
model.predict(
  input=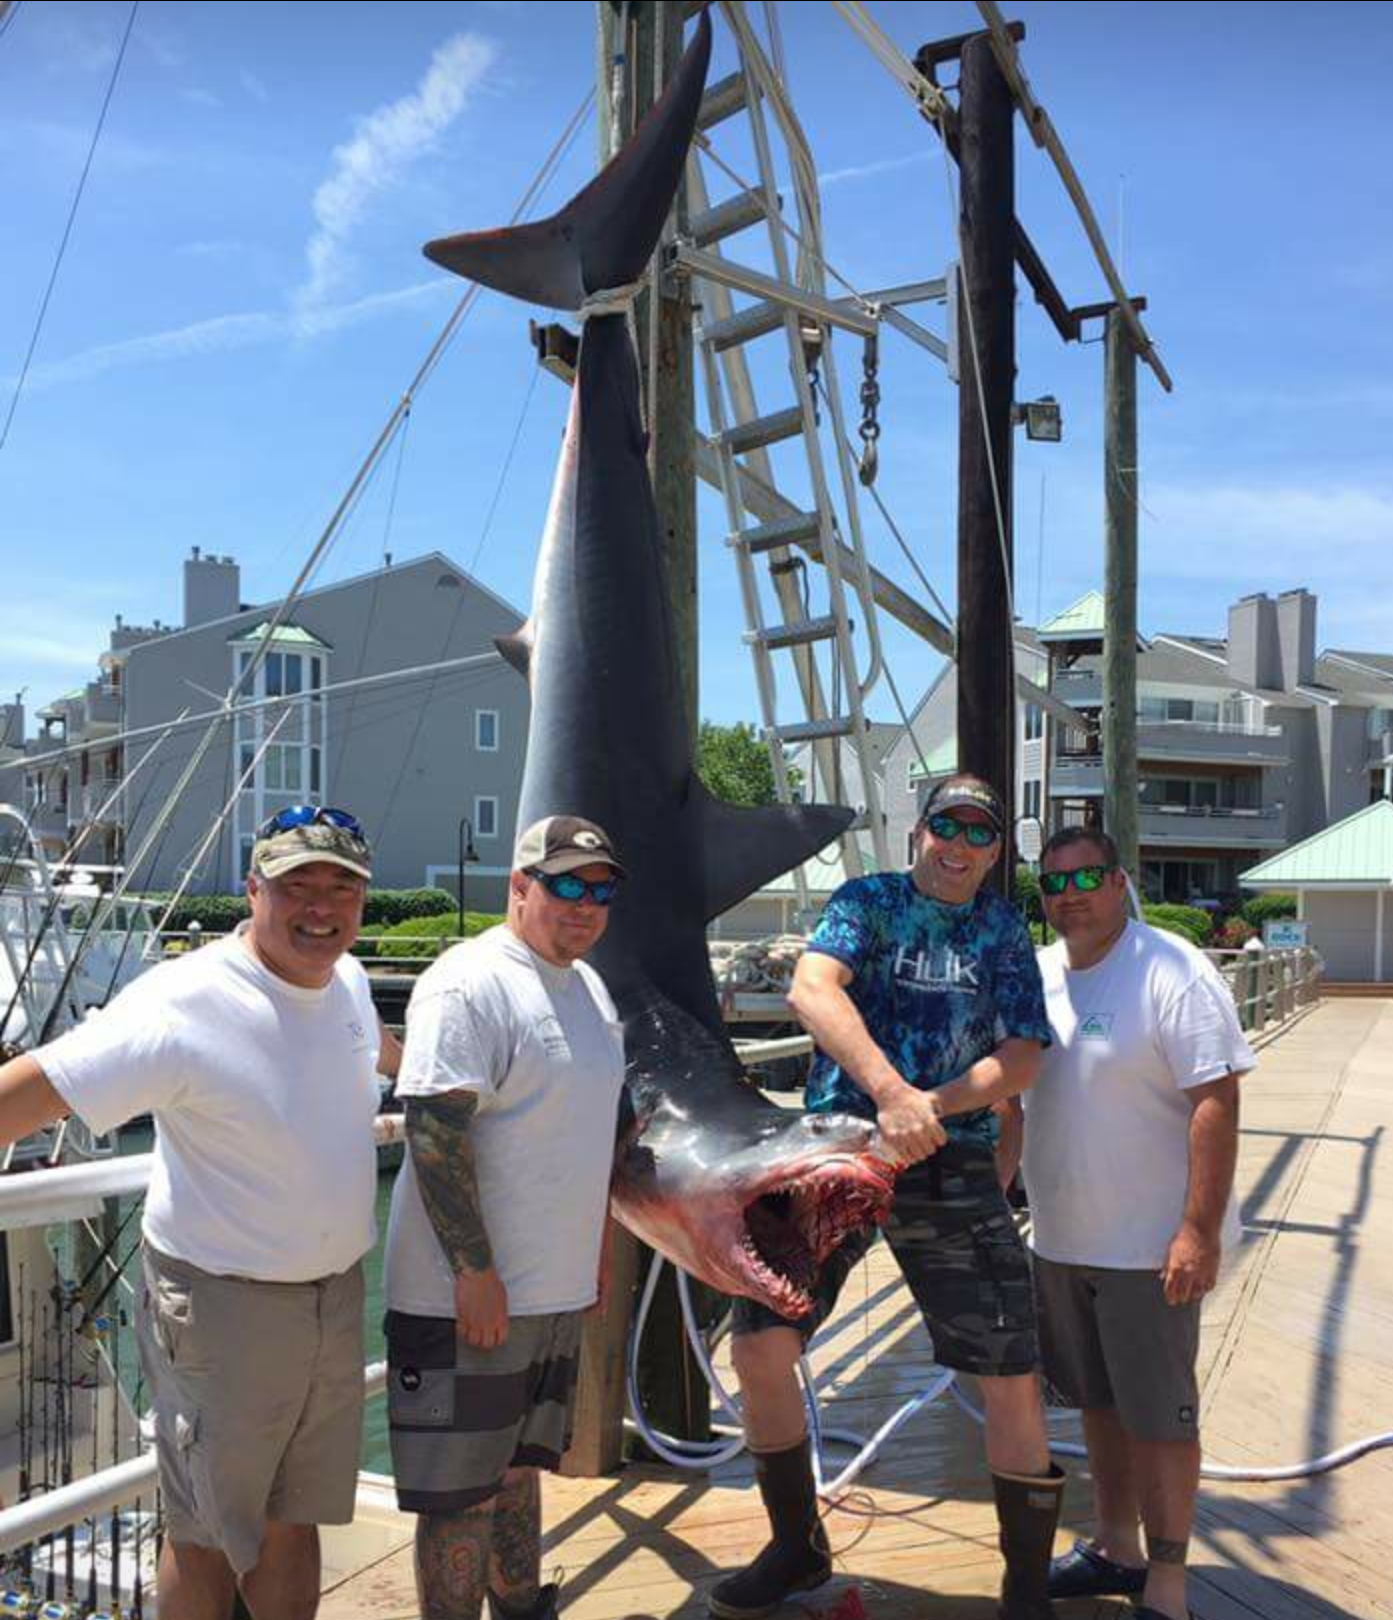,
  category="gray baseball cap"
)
[513,815,626,877]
